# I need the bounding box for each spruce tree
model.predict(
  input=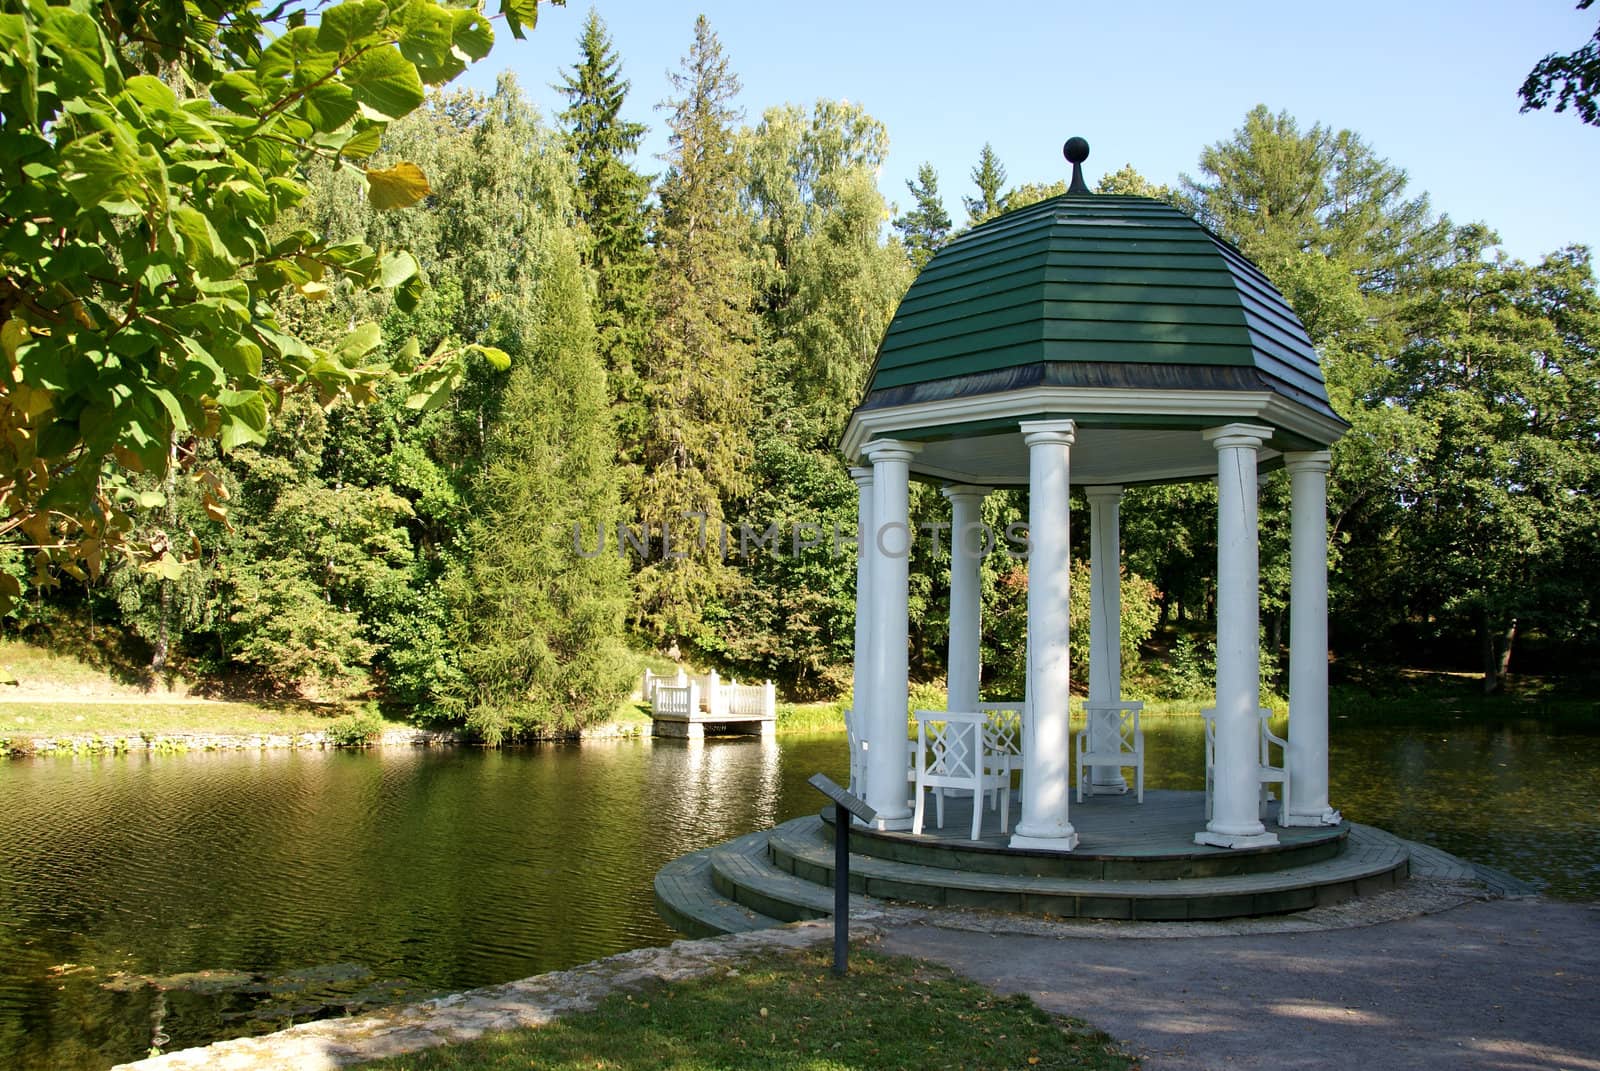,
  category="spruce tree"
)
[893,162,952,270]
[963,143,1008,225]
[633,16,758,646]
[558,9,654,455]
[447,225,631,739]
